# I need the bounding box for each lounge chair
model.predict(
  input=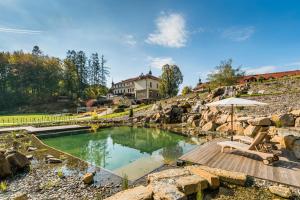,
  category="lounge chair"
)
[218,132,280,165]
[233,135,253,144]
